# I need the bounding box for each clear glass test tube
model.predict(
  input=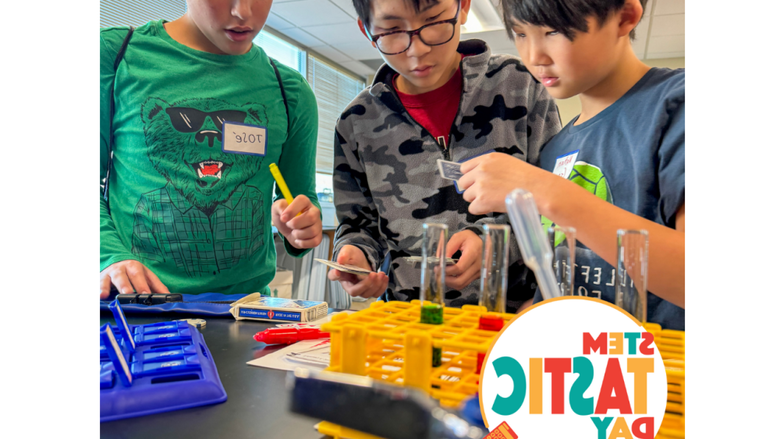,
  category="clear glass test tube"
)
[548,226,577,296]
[420,223,447,315]
[420,223,448,367]
[479,224,510,314]
[476,224,509,374]
[615,229,649,323]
